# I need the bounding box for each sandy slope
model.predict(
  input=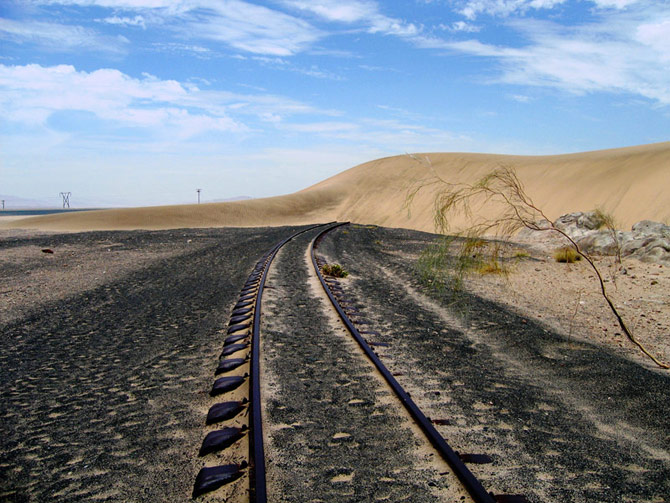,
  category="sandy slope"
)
[3,142,669,232]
